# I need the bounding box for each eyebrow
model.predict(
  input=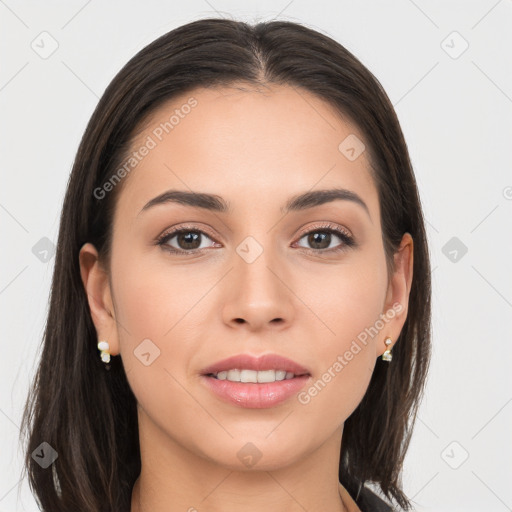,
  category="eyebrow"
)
[138,188,371,219]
